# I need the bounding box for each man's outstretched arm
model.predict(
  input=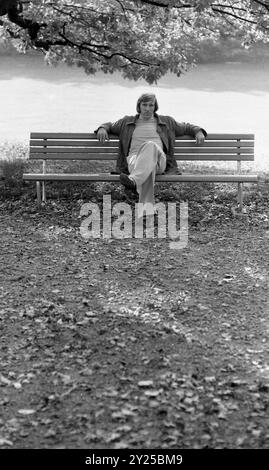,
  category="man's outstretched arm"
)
[172,118,207,144]
[94,117,126,142]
